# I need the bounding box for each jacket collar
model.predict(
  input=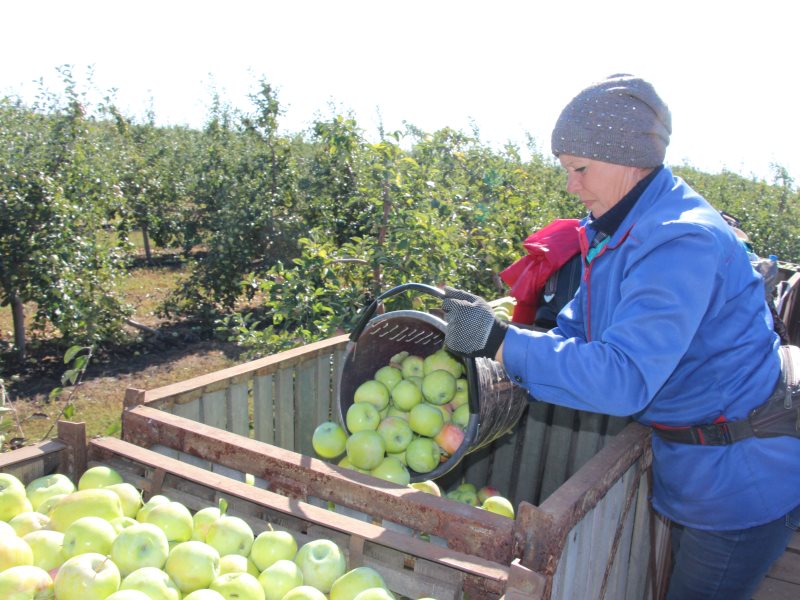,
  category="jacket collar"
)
[587,165,663,237]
